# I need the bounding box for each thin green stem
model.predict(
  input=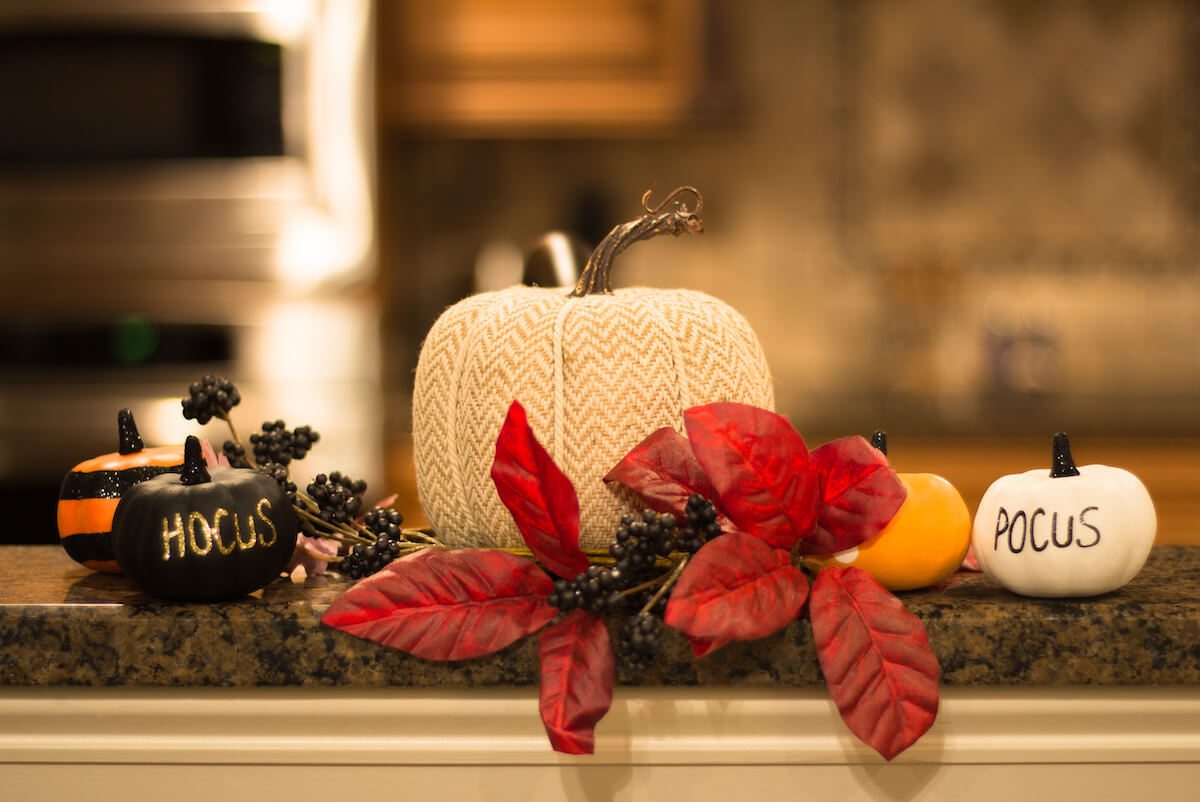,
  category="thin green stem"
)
[295,490,321,512]
[294,491,367,538]
[402,529,444,546]
[639,555,688,616]
[618,571,671,599]
[222,413,241,447]
[294,506,372,545]
[489,546,616,566]
[218,412,260,468]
